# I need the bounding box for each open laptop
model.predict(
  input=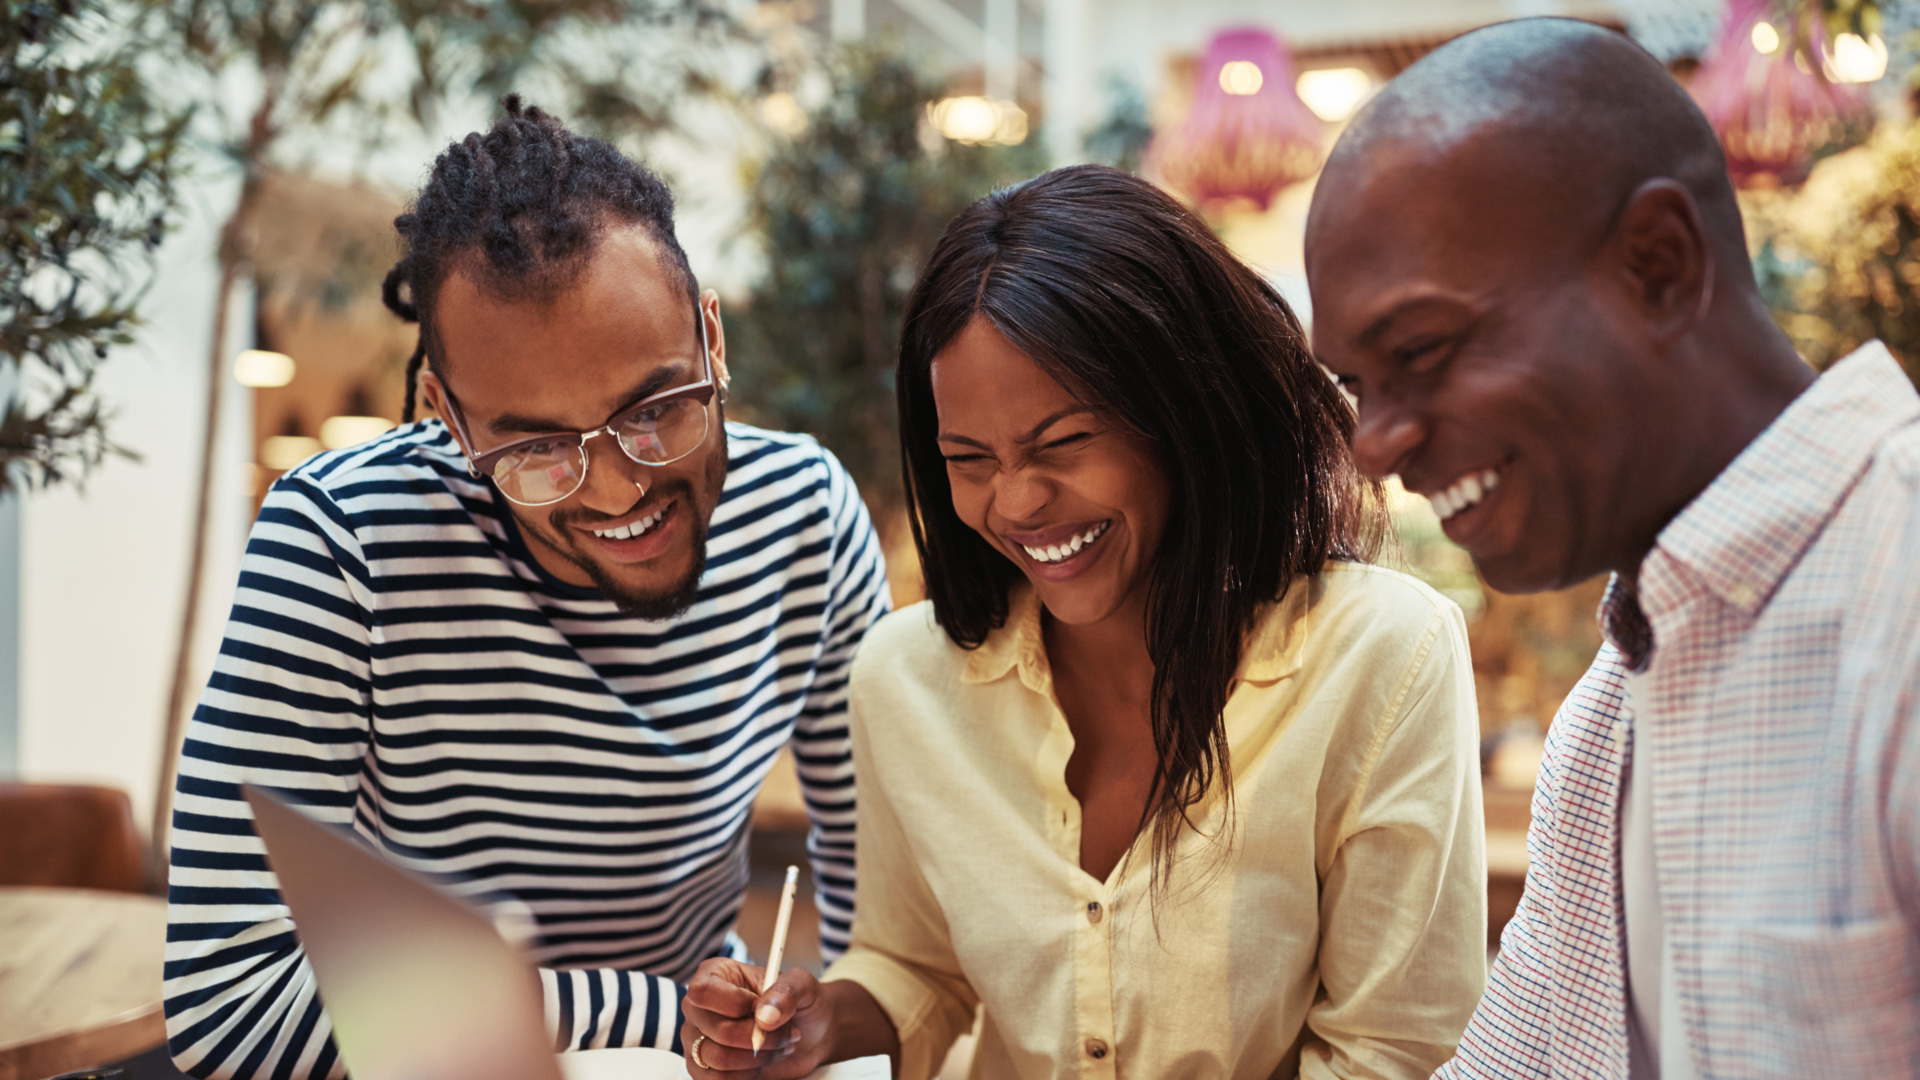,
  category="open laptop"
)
[243,785,886,1080]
